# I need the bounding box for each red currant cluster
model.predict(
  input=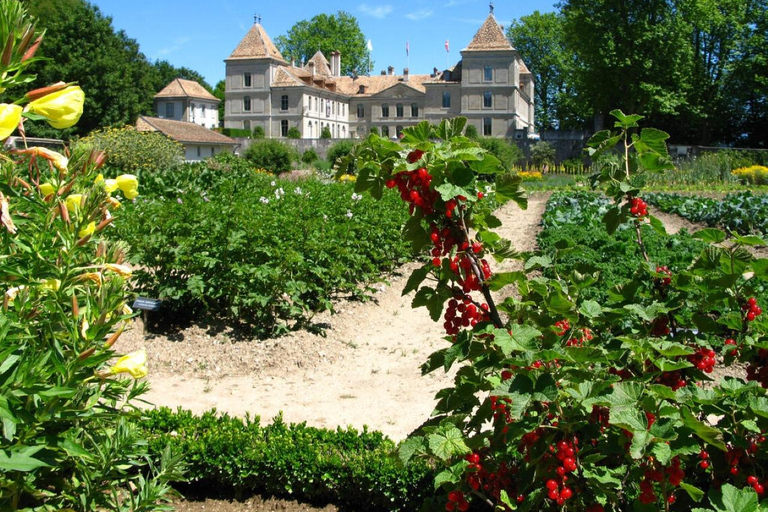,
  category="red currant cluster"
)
[467,459,520,506]
[490,395,512,424]
[589,405,610,433]
[554,319,570,336]
[443,295,490,335]
[746,349,768,388]
[448,252,492,293]
[656,369,687,390]
[743,296,763,322]
[544,439,579,505]
[639,457,684,504]
[747,475,766,495]
[698,449,710,469]
[688,347,716,373]
[445,489,469,512]
[655,265,672,286]
[566,327,594,347]
[630,197,648,217]
[725,444,748,475]
[724,337,738,356]
[386,167,438,215]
